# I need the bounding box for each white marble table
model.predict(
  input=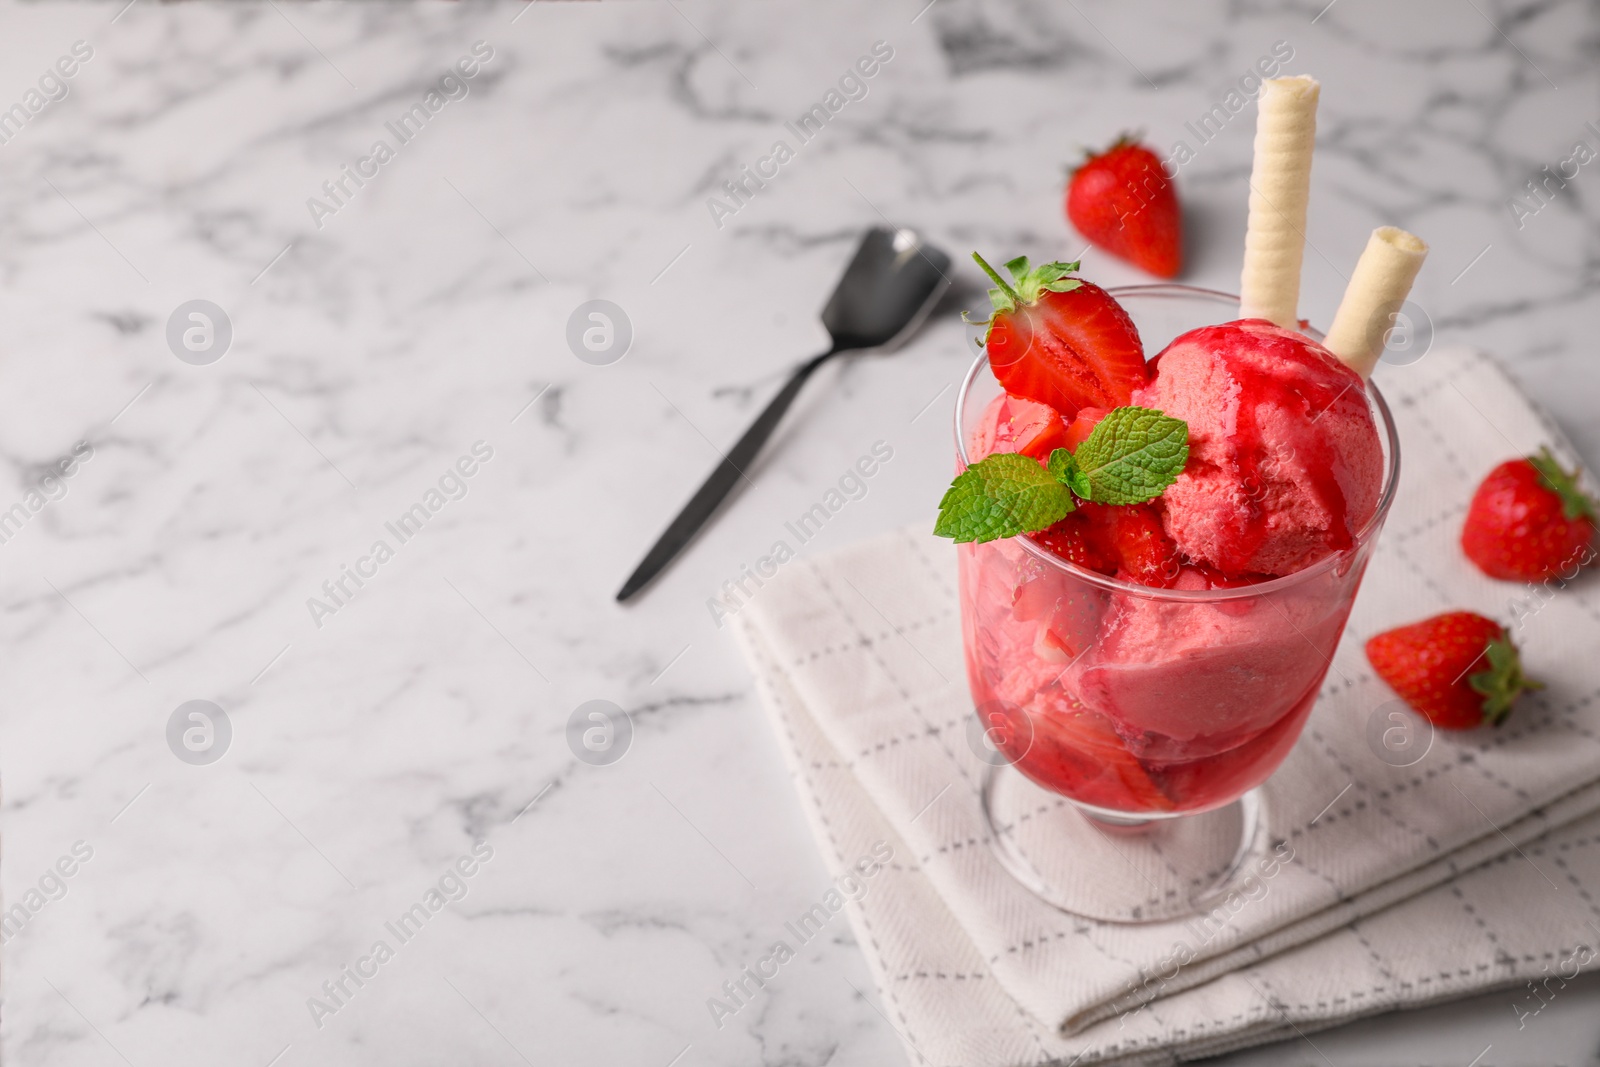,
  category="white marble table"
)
[1,2,1596,1065]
